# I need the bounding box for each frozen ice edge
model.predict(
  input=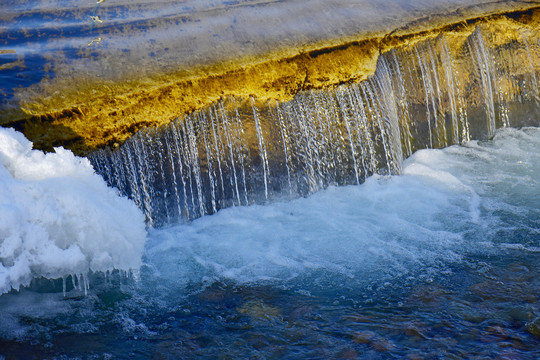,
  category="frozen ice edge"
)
[0,128,147,295]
